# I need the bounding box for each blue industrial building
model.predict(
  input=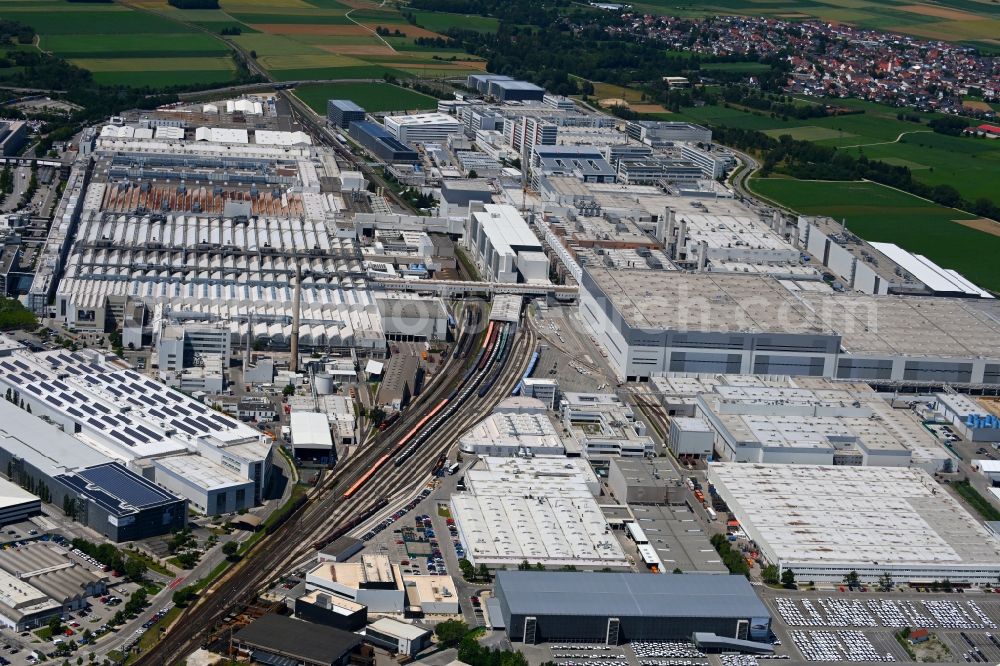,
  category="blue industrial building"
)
[327,99,366,129]
[55,463,187,542]
[349,121,419,163]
